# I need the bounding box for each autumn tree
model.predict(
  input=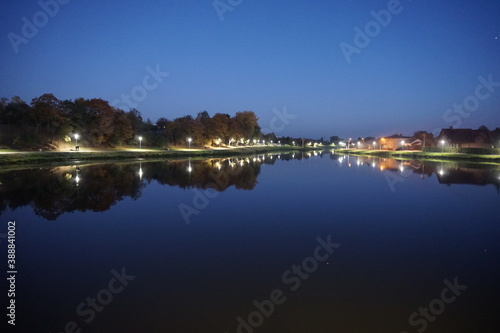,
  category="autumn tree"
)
[85,99,116,145]
[30,93,69,142]
[109,110,134,145]
[206,113,230,144]
[233,111,259,140]
[127,108,144,134]
[0,96,30,126]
